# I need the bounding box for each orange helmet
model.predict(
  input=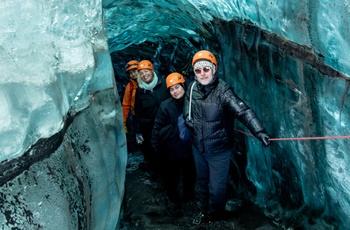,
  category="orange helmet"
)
[138,60,154,71]
[166,72,185,88]
[191,50,217,68]
[125,60,139,72]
